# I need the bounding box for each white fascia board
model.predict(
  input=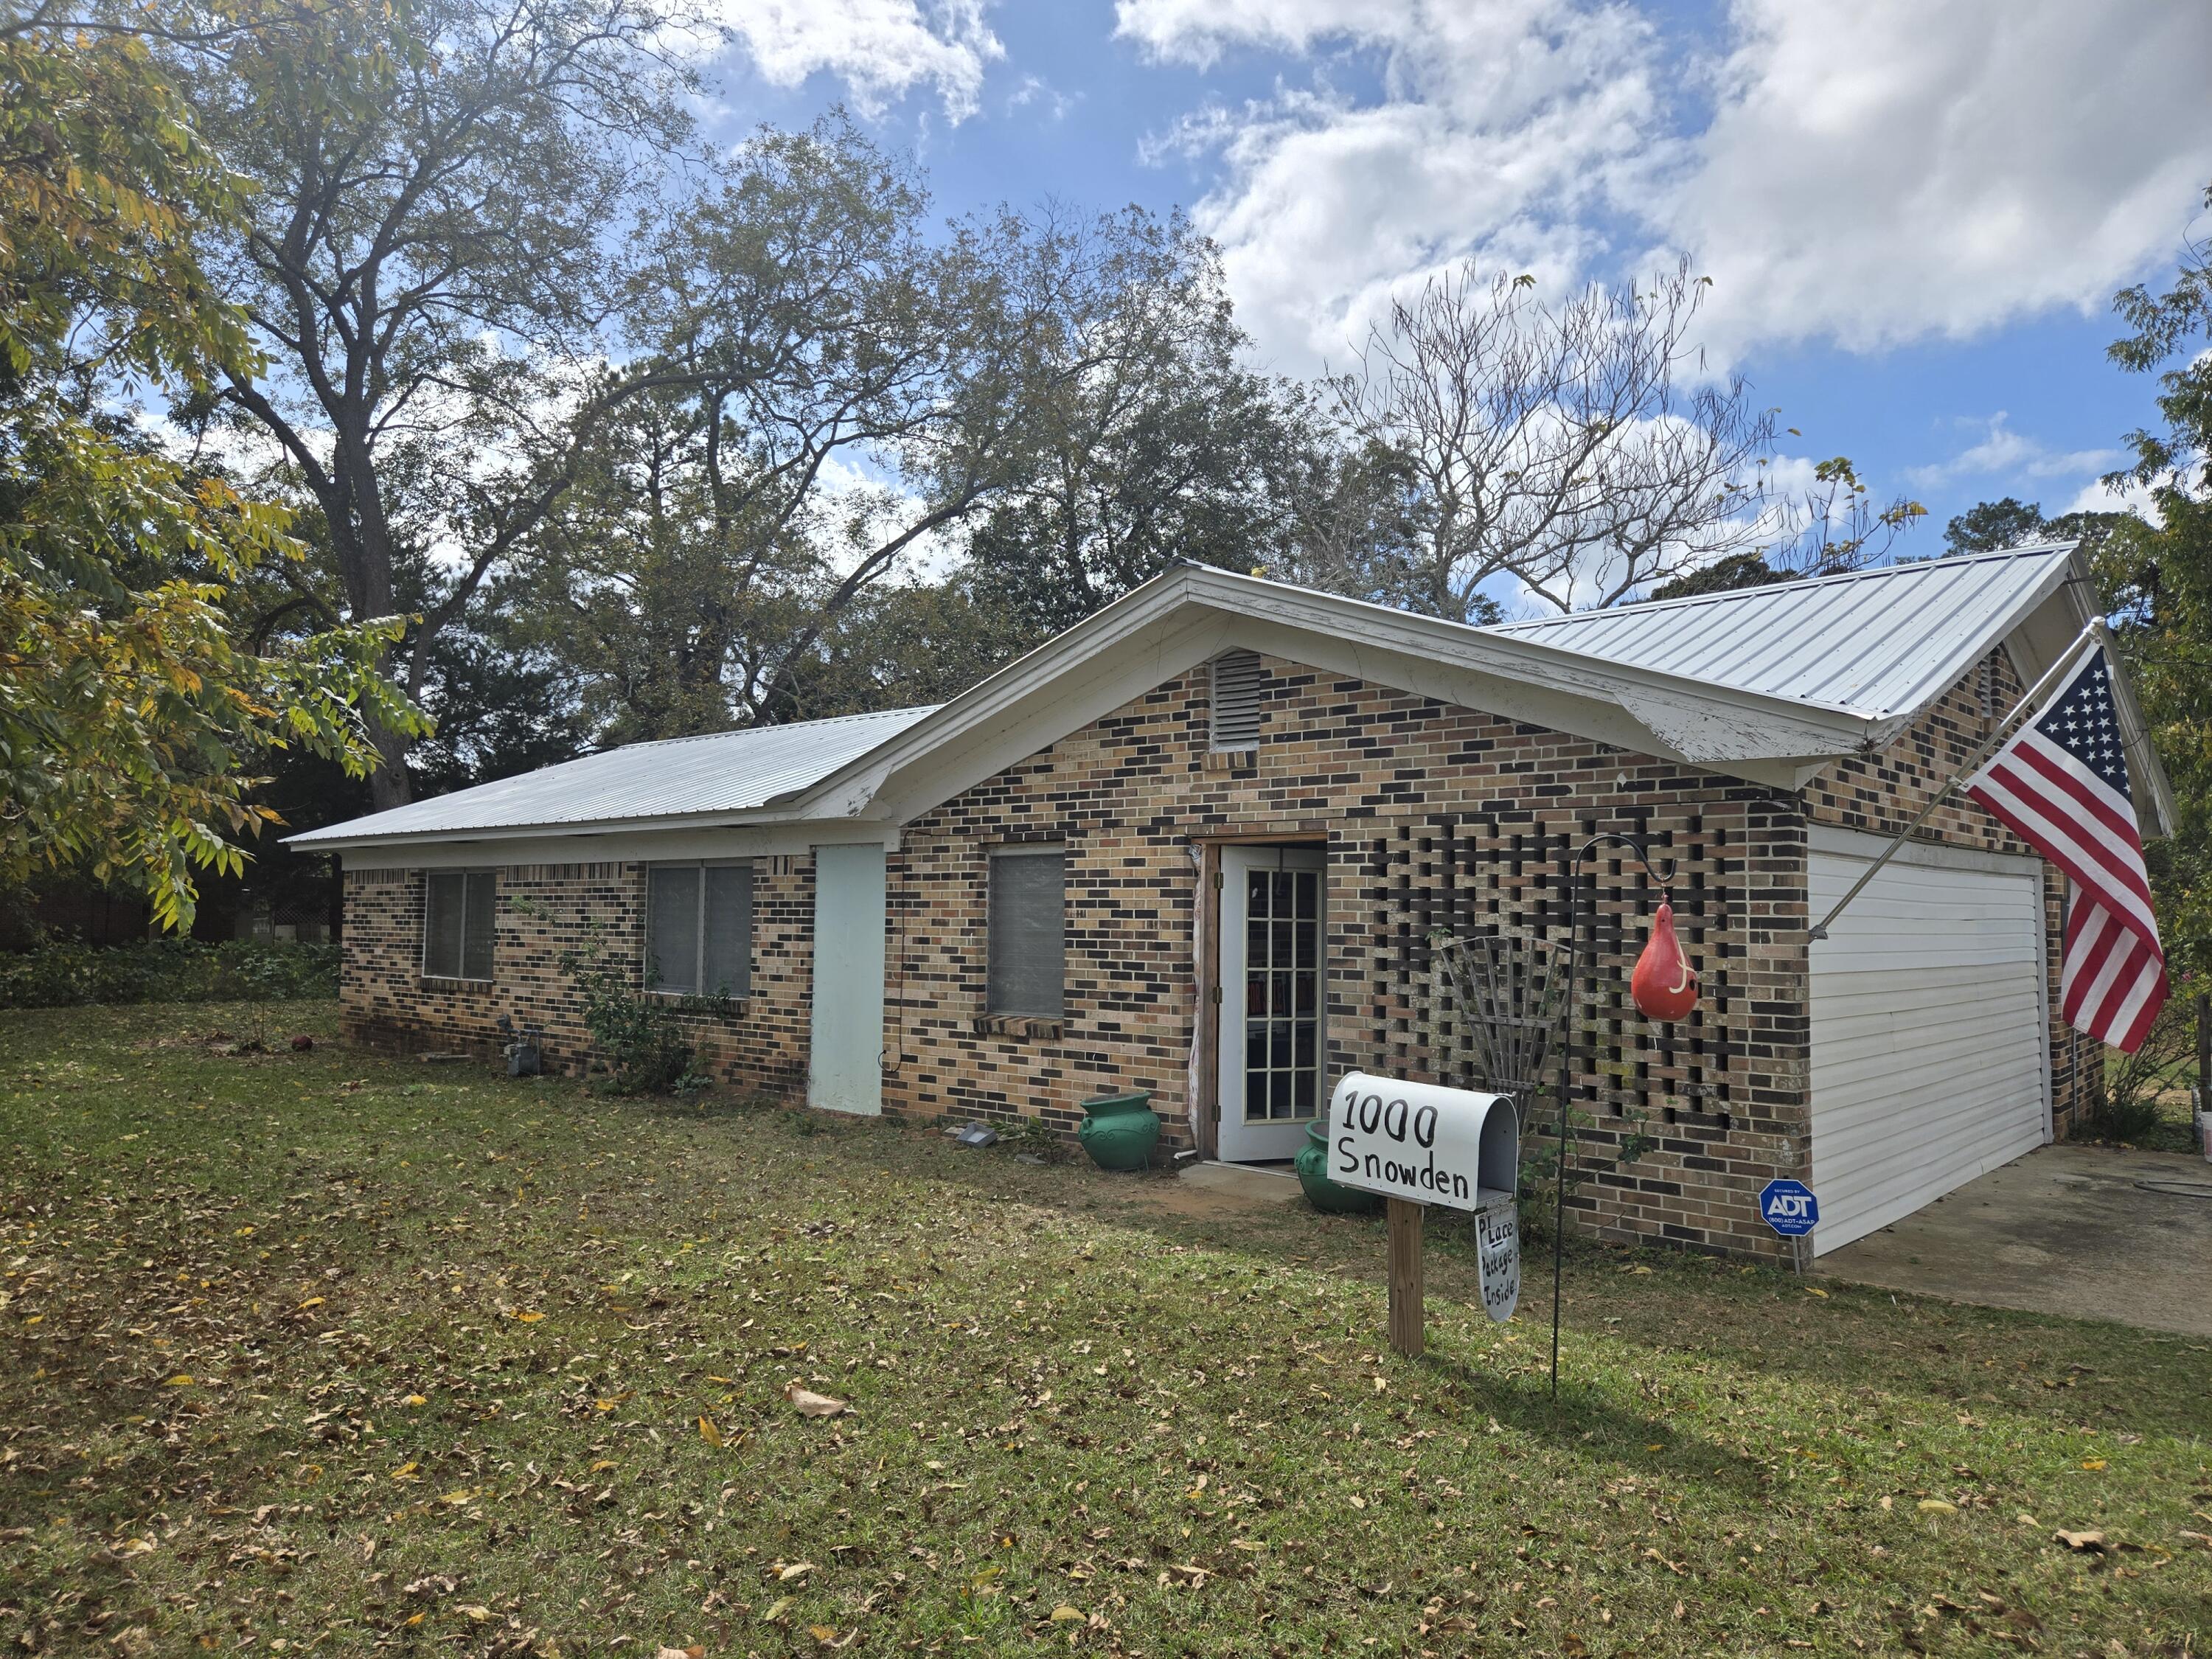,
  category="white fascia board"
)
[320,821,899,870]
[807,568,1877,824]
